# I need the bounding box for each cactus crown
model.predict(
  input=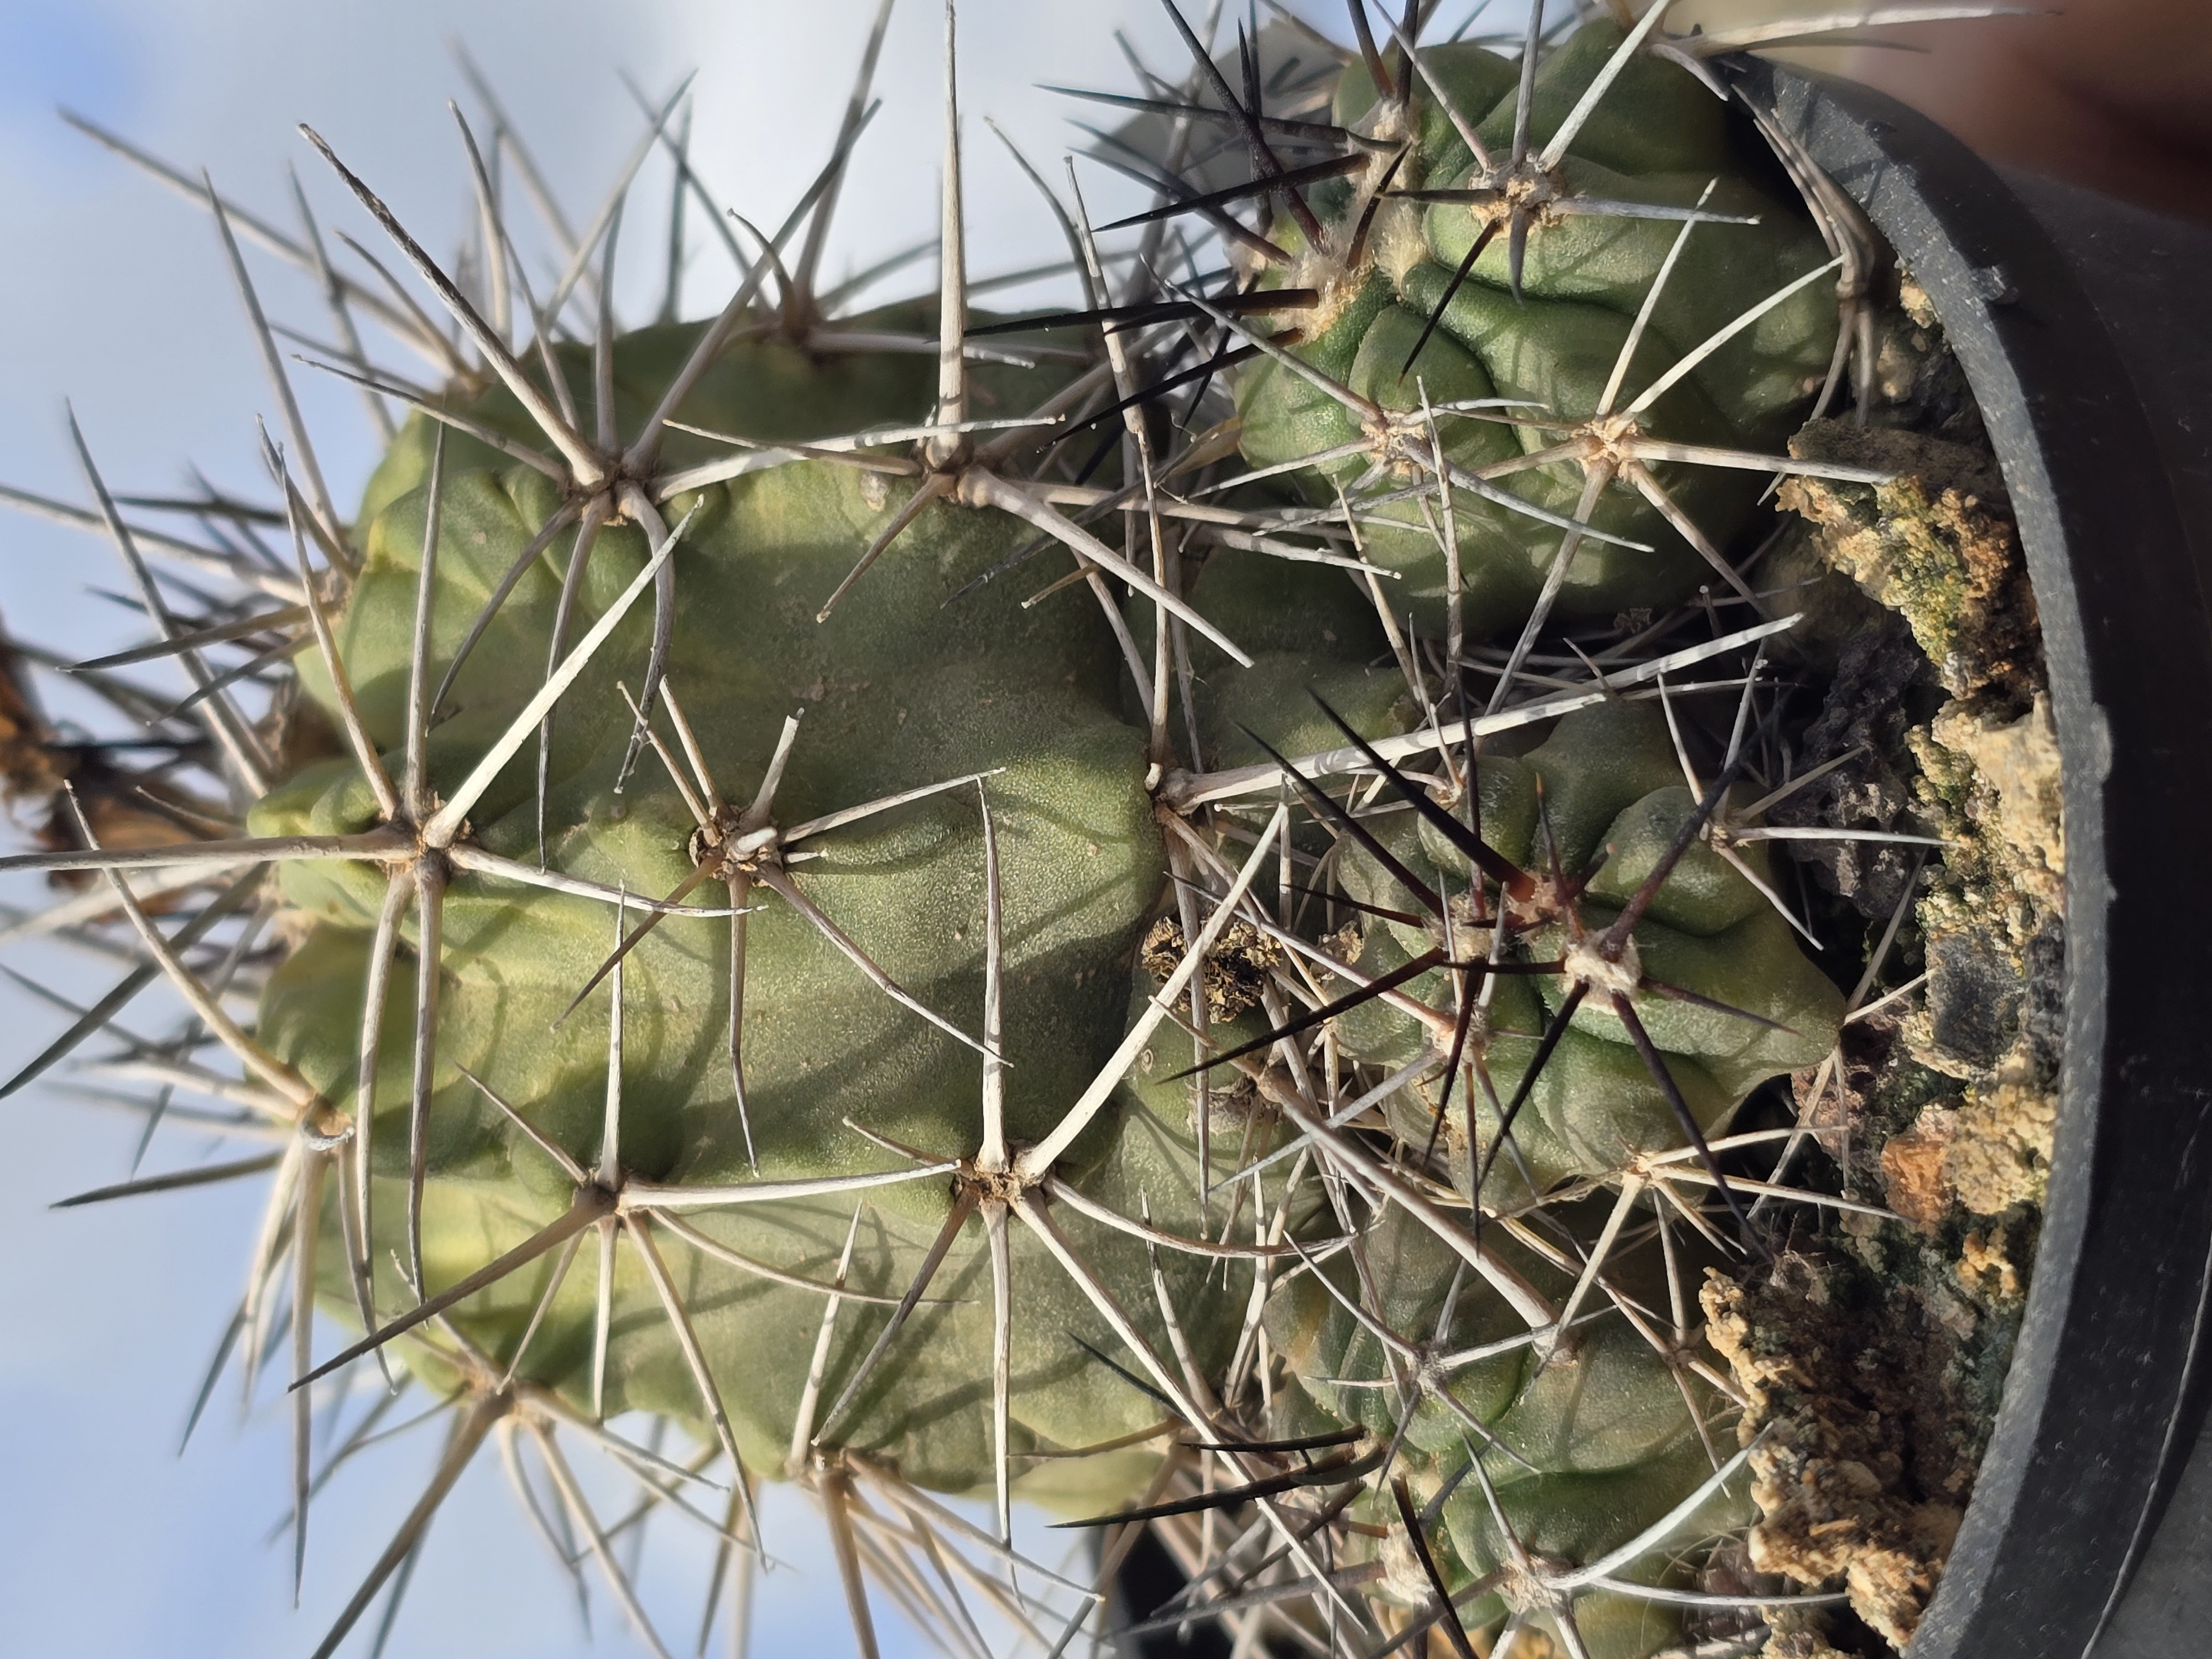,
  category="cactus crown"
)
[1,3,2020,1657]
